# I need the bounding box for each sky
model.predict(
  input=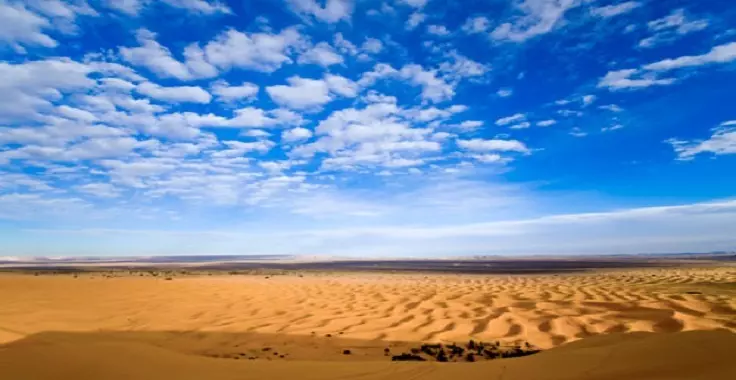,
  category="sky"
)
[1,0,735,257]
